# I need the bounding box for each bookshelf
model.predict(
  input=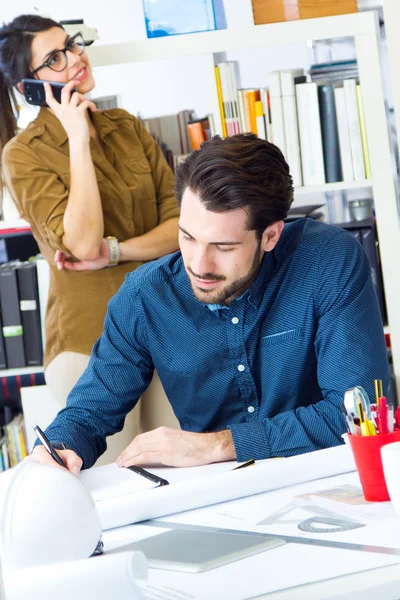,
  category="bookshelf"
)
[88,10,400,391]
